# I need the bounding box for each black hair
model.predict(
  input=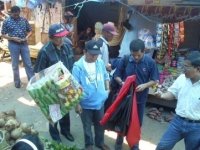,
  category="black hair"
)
[11,134,44,150]
[185,51,200,68]
[129,39,145,52]
[11,6,20,13]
